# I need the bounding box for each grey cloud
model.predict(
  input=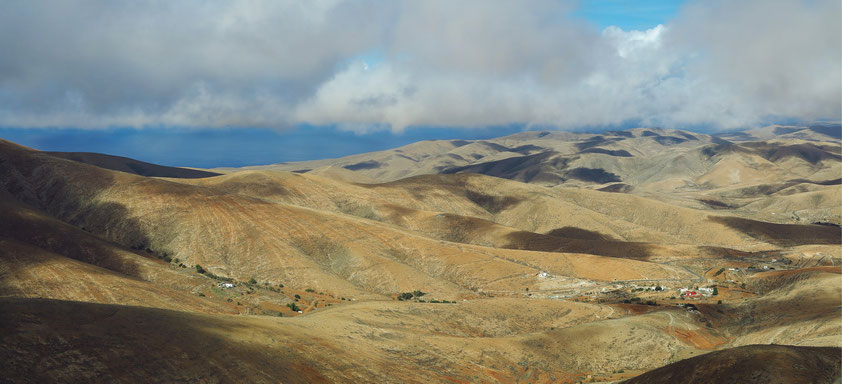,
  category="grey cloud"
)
[667,0,841,124]
[0,0,396,127]
[0,0,838,131]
